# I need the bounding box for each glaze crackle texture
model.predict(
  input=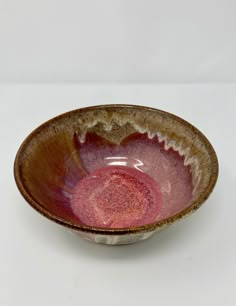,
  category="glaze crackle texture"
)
[14,105,218,245]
